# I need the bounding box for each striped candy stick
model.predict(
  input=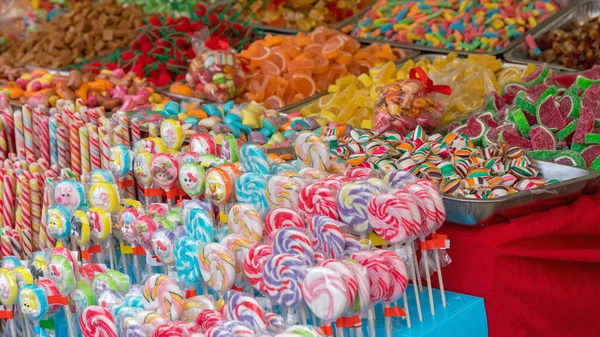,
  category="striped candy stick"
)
[0,234,10,257]
[2,107,15,154]
[32,106,42,158]
[13,110,25,160]
[79,126,91,178]
[30,177,41,251]
[70,118,83,177]
[22,105,34,162]
[18,175,31,242]
[57,123,69,172]
[88,124,101,171]
[2,171,15,229]
[7,228,21,258]
[21,227,33,260]
[40,116,51,165]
